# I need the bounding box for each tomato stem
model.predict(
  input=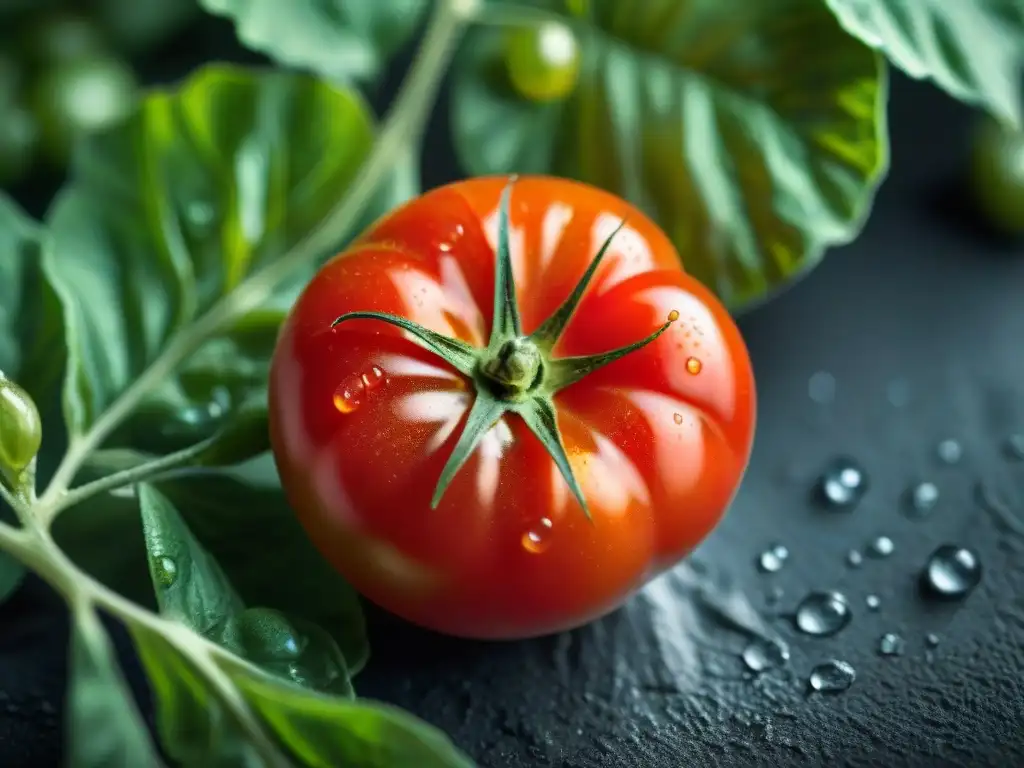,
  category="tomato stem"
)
[479,337,543,398]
